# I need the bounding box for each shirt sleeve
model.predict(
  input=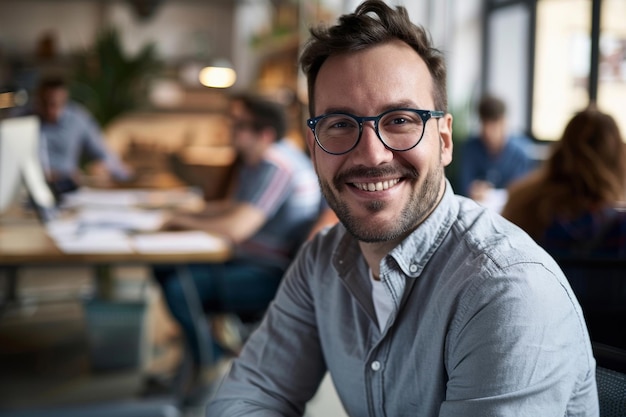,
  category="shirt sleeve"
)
[235,158,293,217]
[439,262,598,416]
[505,136,535,183]
[207,242,328,416]
[74,106,109,162]
[74,105,131,180]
